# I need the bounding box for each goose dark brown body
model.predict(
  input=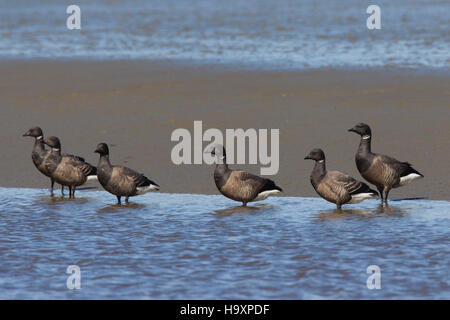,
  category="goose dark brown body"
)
[43,136,97,198]
[23,127,97,195]
[349,123,423,202]
[207,144,282,206]
[305,148,378,209]
[95,143,159,204]
[216,170,282,204]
